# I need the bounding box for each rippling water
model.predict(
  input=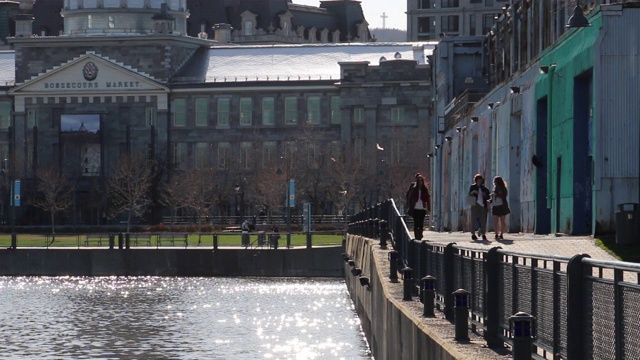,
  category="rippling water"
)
[0,277,371,360]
